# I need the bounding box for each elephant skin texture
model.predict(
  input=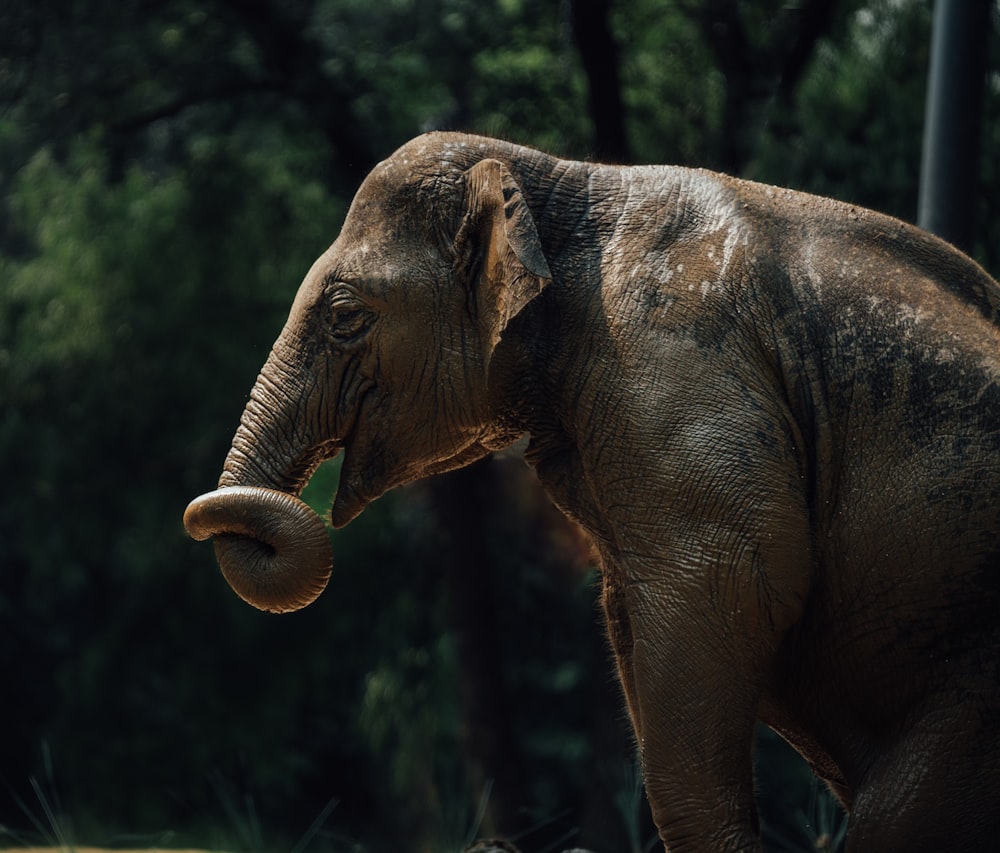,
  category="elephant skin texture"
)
[186,133,1000,851]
